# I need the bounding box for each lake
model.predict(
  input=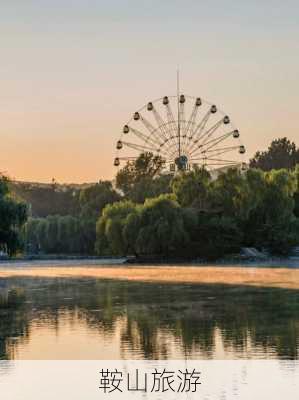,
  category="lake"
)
[0,262,299,360]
